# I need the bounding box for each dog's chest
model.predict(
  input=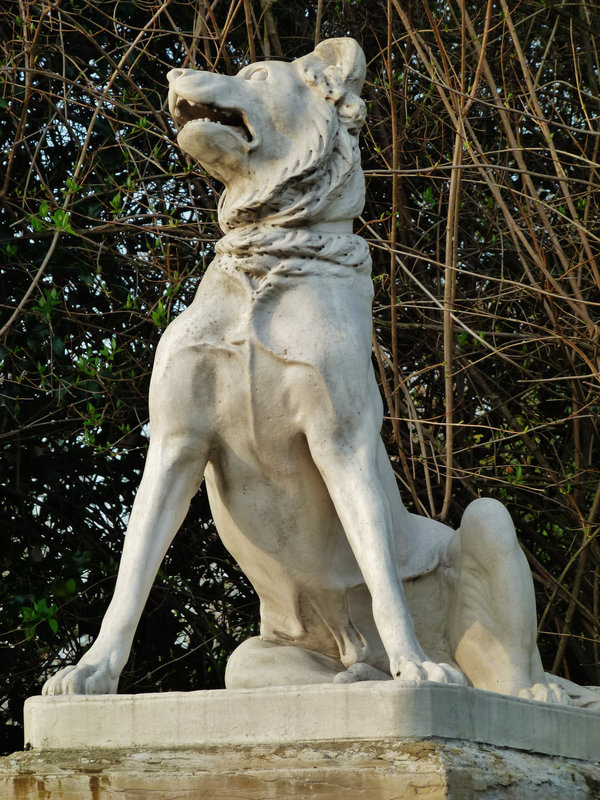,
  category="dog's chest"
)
[159,252,373,456]
[160,271,301,445]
